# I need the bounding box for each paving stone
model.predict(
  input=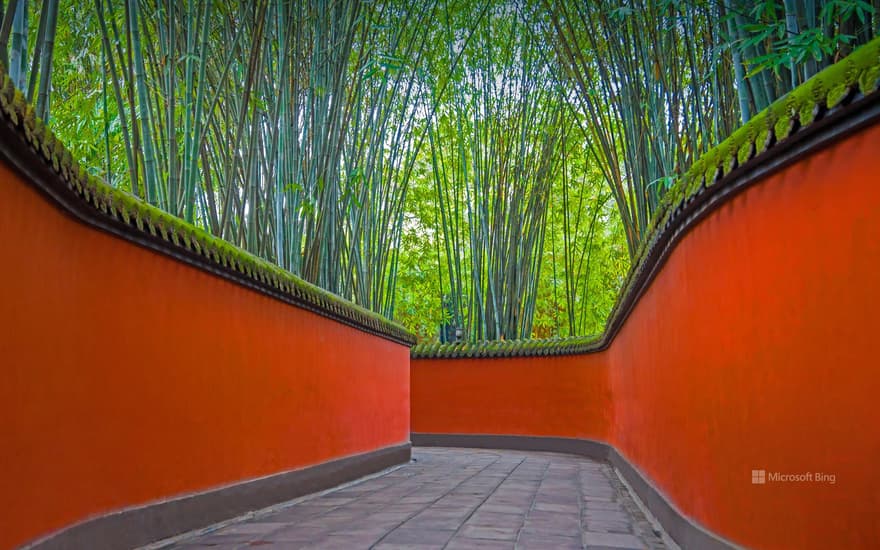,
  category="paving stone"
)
[524,509,581,526]
[584,520,633,534]
[373,544,444,550]
[481,503,527,514]
[401,516,464,530]
[520,521,582,537]
[458,524,520,541]
[466,511,524,528]
[533,501,581,513]
[489,494,534,505]
[584,510,633,522]
[331,524,392,537]
[302,532,387,548]
[263,525,333,542]
[258,505,327,522]
[419,506,473,520]
[446,536,516,549]
[171,448,666,550]
[307,496,357,506]
[583,531,645,548]
[379,527,456,545]
[175,532,253,545]
[516,534,584,549]
[583,488,617,498]
[583,516,634,533]
[400,494,442,504]
[584,500,624,511]
[213,522,286,536]
[172,543,243,549]
[292,516,350,530]
[435,495,484,508]
[583,494,617,503]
